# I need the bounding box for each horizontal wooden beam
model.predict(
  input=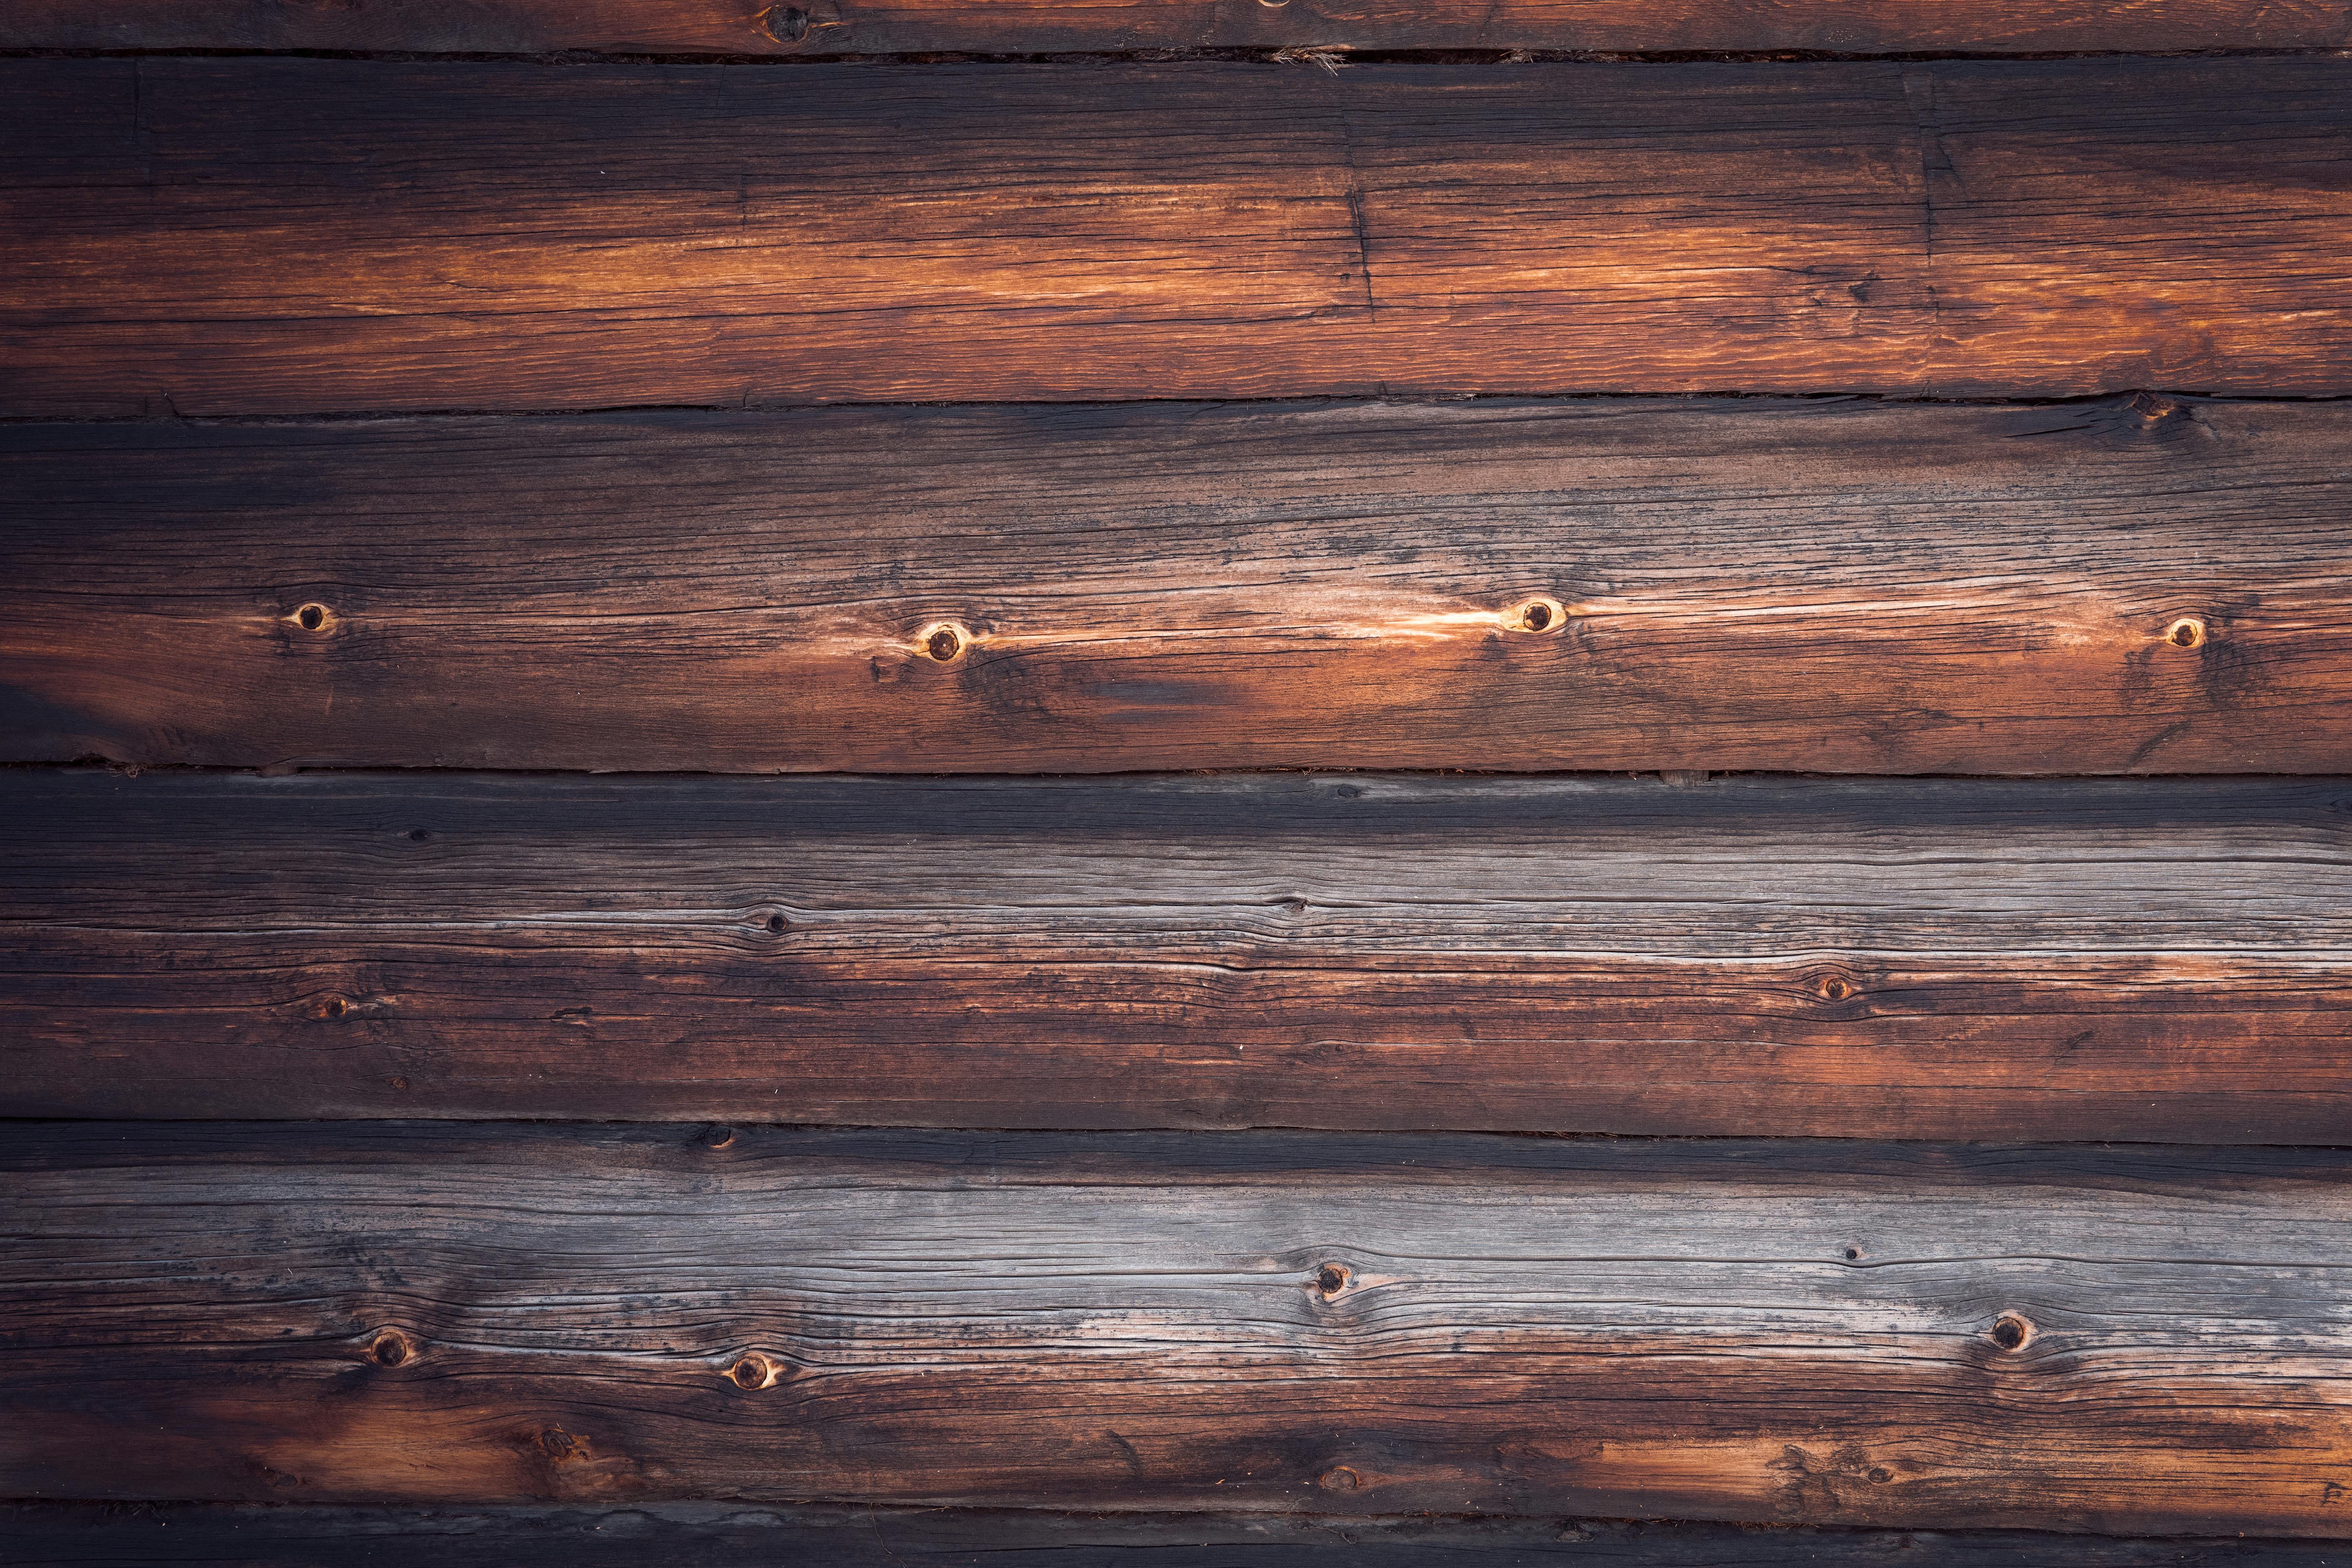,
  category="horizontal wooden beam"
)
[5,58,2347,414]
[11,397,2352,775]
[8,769,2350,1138]
[9,1503,2351,1566]
[5,0,2345,56]
[9,1125,2352,1533]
